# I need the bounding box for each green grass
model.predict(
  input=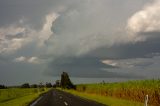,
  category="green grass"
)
[0,88,49,106]
[63,89,144,106]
